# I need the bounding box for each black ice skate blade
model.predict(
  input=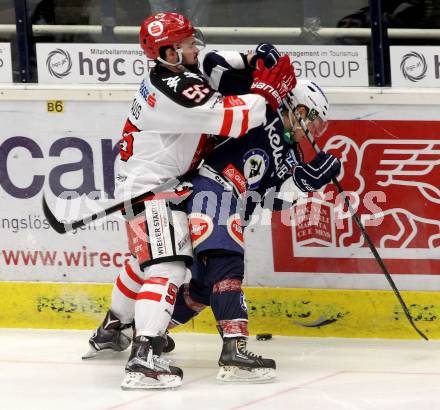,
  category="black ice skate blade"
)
[120,385,181,391]
[82,347,129,361]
